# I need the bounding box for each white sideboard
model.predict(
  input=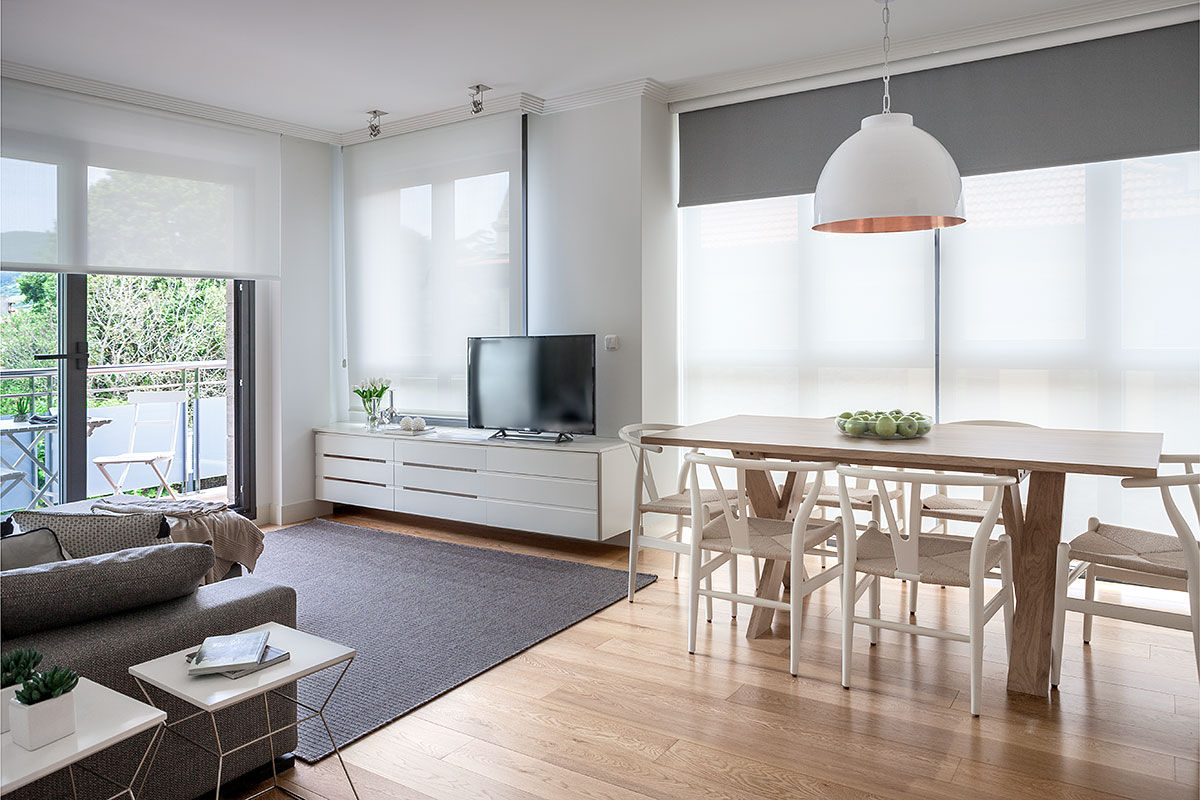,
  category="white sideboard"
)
[313,423,635,541]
